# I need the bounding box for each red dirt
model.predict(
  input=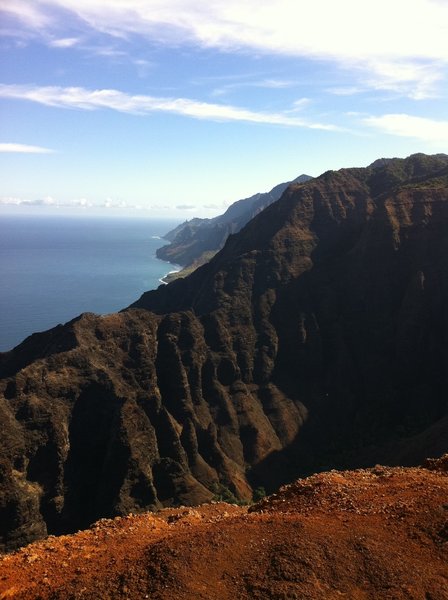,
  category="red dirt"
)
[1,459,447,599]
